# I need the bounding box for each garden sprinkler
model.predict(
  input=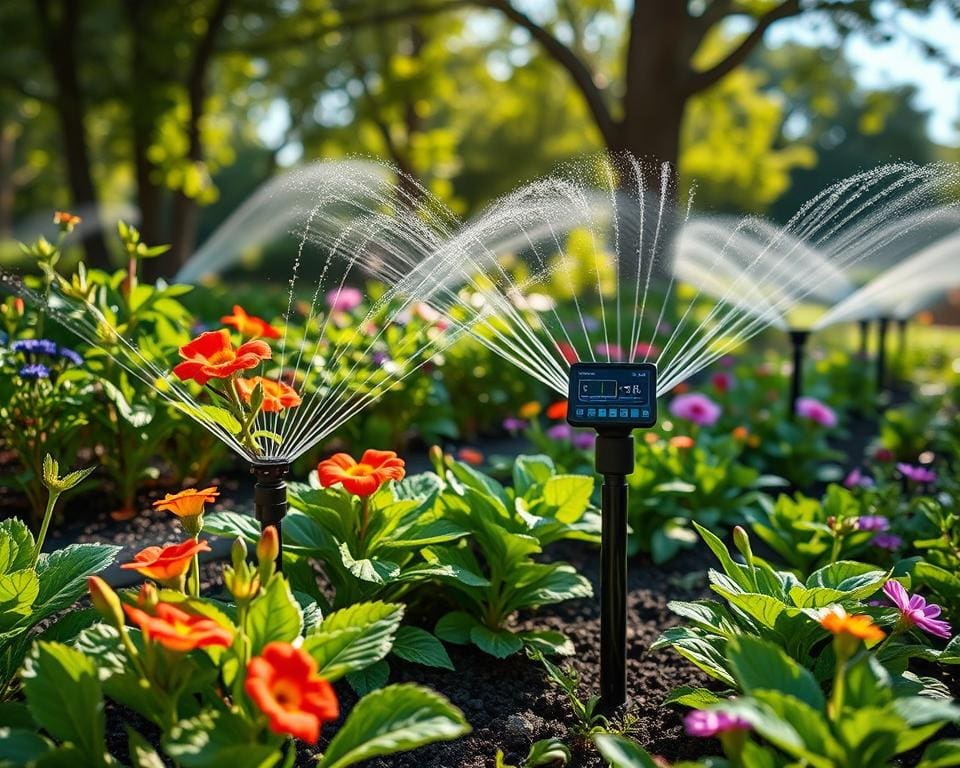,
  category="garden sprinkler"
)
[876,316,890,397]
[251,460,289,571]
[858,319,870,358]
[567,362,657,715]
[787,329,810,419]
[896,317,908,362]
